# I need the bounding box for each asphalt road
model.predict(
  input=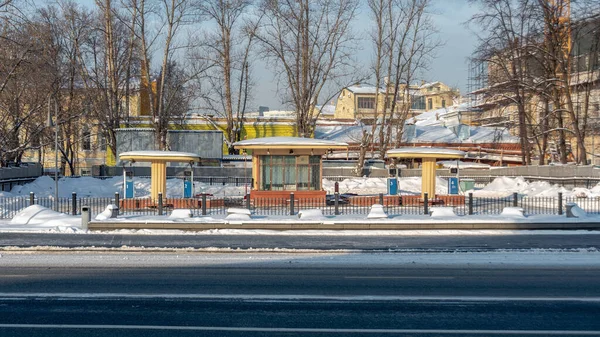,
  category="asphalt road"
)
[1,252,600,336]
[1,232,600,251]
